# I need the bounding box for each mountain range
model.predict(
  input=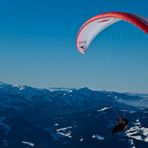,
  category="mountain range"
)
[0,82,148,148]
